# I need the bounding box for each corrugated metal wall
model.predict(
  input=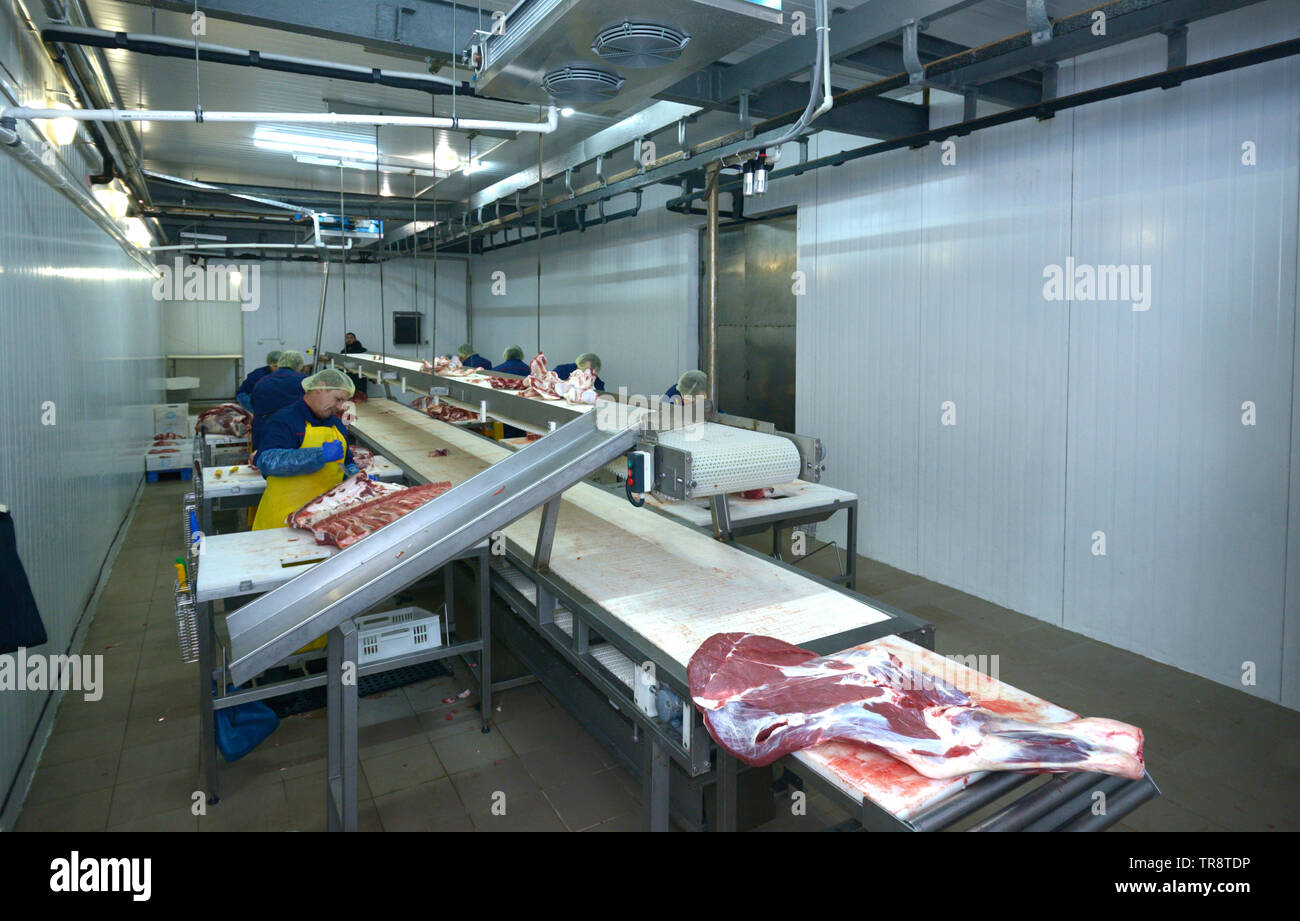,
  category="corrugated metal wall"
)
[0,43,163,811]
[238,257,468,378]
